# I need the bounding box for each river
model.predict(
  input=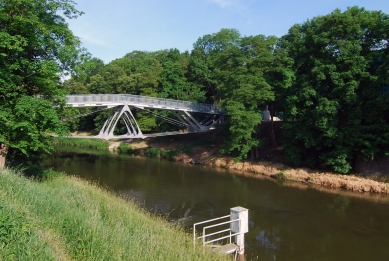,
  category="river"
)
[43,147,389,261]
